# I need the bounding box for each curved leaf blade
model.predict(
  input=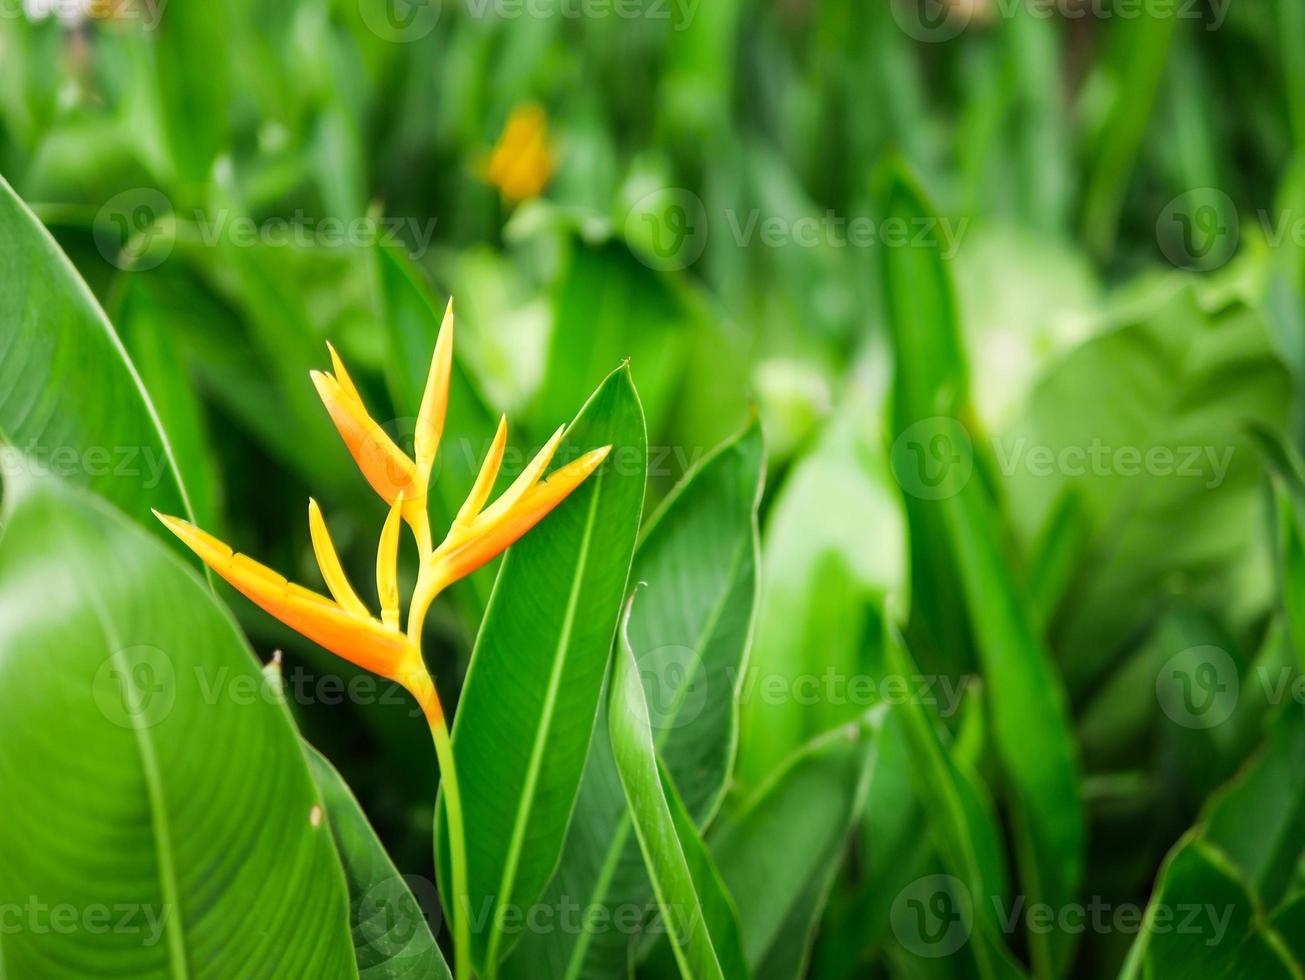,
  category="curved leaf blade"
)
[307,746,453,980]
[711,716,880,980]
[608,601,750,980]
[0,174,193,530]
[880,164,1083,979]
[500,421,764,980]
[0,466,355,978]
